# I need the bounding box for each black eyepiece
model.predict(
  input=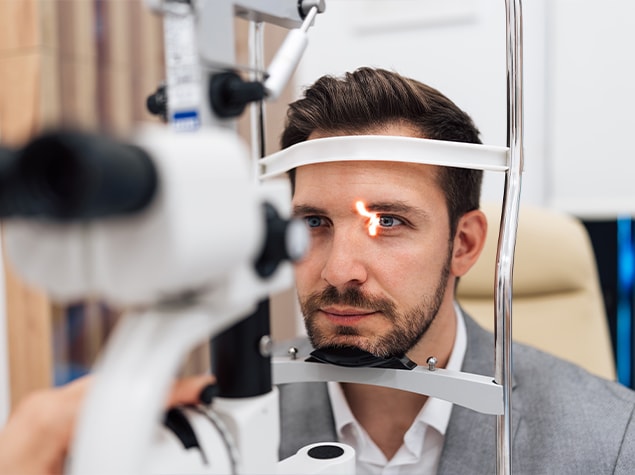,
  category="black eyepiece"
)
[1,131,158,220]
